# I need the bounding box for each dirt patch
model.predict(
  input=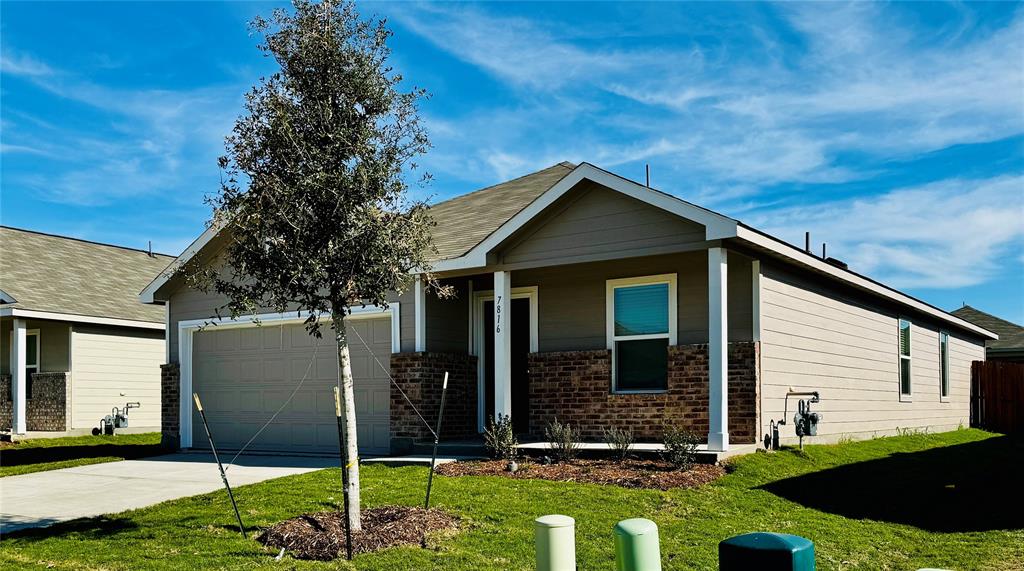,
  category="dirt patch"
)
[436,458,724,490]
[257,506,459,561]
